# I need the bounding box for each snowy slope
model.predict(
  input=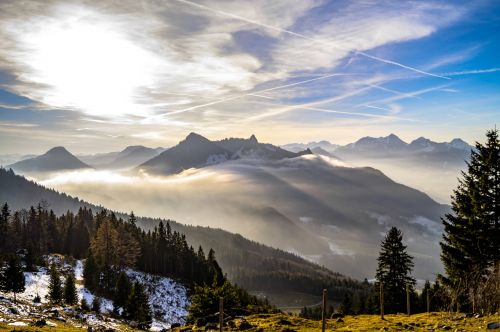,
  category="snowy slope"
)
[1,256,189,330]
